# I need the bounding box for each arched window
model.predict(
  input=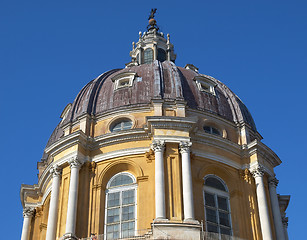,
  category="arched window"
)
[105,172,137,239]
[144,48,153,64]
[203,125,221,136]
[203,175,232,237]
[157,48,166,62]
[110,119,133,132]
